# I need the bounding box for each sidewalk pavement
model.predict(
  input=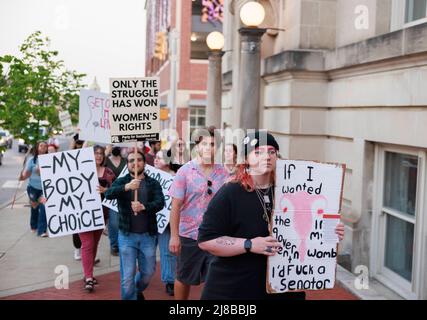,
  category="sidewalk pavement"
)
[0,192,387,300]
